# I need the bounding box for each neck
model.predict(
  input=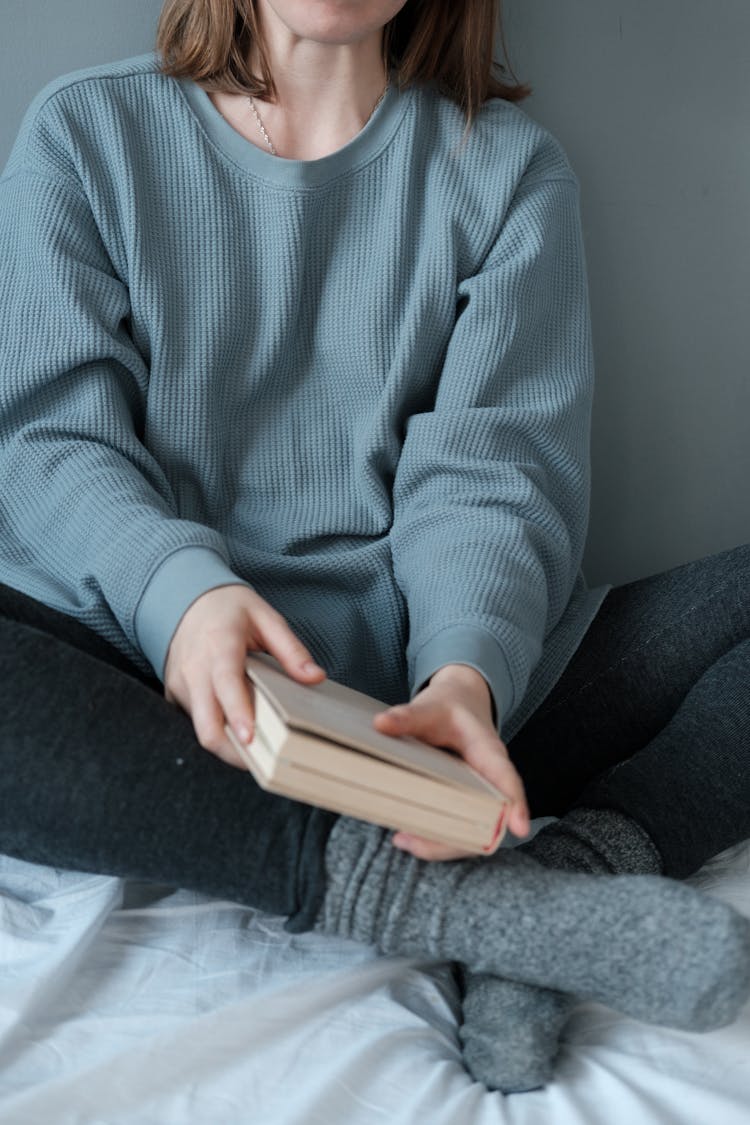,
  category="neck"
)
[247,2,390,159]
